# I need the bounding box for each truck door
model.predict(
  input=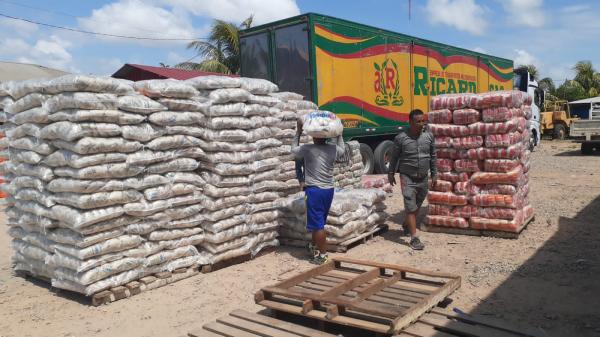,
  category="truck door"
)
[273,23,312,100]
[240,32,270,80]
